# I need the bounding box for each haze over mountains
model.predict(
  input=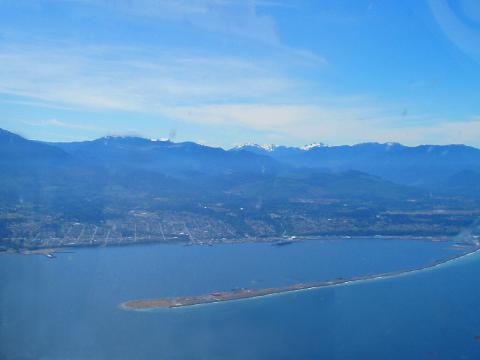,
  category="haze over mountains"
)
[1,127,479,250]
[233,142,480,189]
[3,127,479,193]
